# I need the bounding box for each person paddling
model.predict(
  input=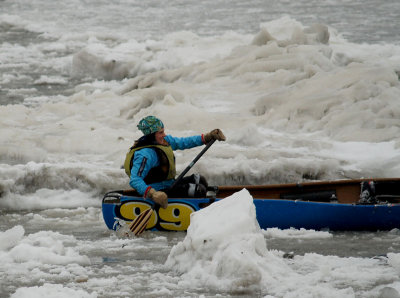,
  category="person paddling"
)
[124,116,226,209]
